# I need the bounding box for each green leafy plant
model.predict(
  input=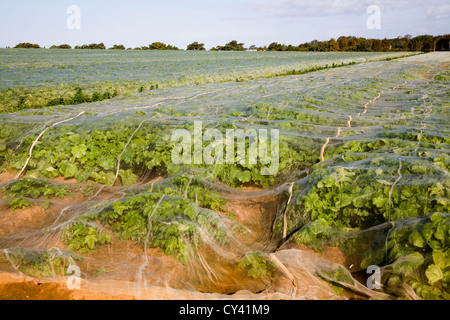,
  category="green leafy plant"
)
[5,119,324,189]
[2,178,69,212]
[277,156,449,237]
[319,266,354,295]
[238,251,278,279]
[6,197,32,213]
[81,183,99,197]
[99,193,229,264]
[292,218,346,247]
[63,222,112,253]
[145,175,228,212]
[384,213,450,300]
[2,178,69,199]
[0,248,80,278]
